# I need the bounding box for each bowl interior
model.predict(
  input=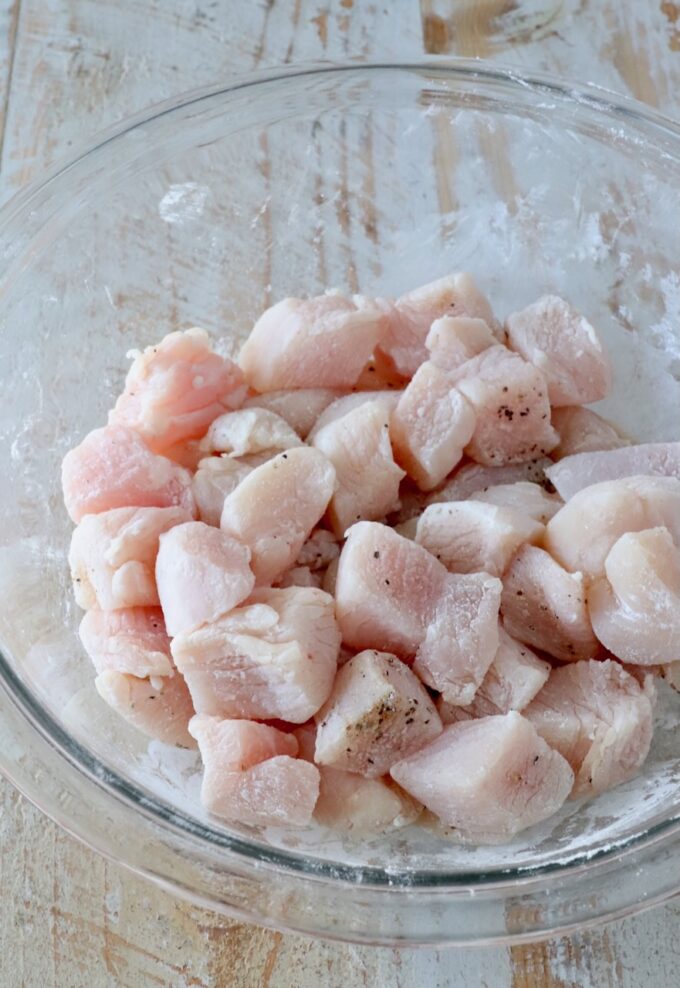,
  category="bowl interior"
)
[2,64,680,878]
